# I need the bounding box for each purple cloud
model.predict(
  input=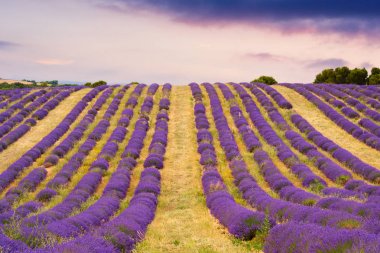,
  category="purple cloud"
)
[97,0,380,37]
[245,53,294,62]
[306,58,349,69]
[0,40,19,49]
[244,52,350,70]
